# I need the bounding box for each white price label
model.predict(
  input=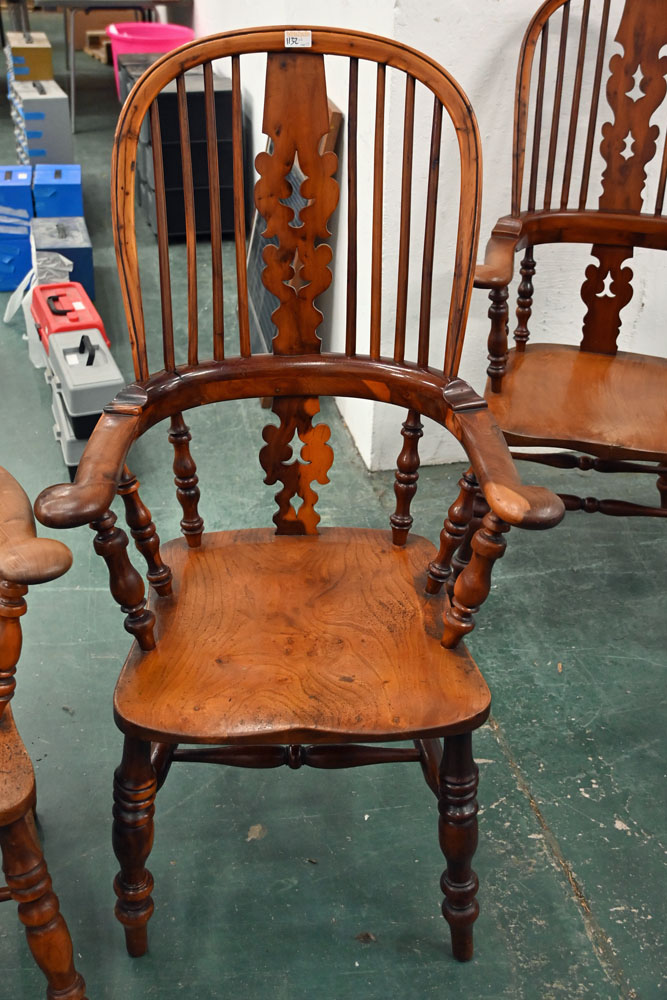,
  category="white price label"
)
[284,30,312,48]
[72,300,85,310]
